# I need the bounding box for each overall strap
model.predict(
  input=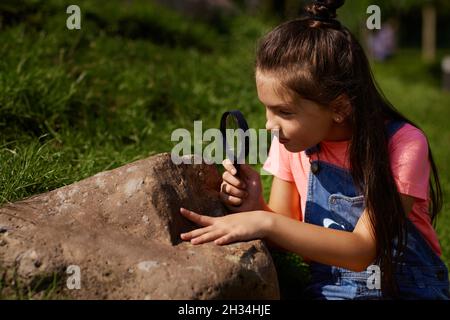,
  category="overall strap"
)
[385,119,406,140]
